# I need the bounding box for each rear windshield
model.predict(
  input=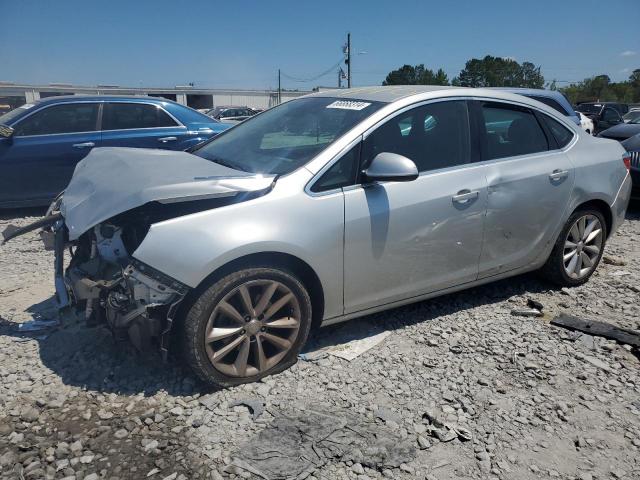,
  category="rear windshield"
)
[193,97,383,175]
[576,104,602,114]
